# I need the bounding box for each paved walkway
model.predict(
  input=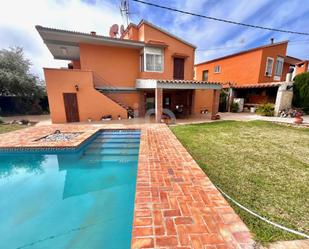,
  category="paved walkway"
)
[2,113,309,127]
[0,124,254,248]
